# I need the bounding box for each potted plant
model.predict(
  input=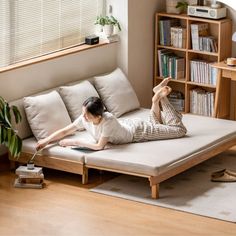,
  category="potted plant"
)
[176,1,189,13]
[110,15,121,35]
[94,15,105,34]
[103,16,114,36]
[0,96,22,158]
